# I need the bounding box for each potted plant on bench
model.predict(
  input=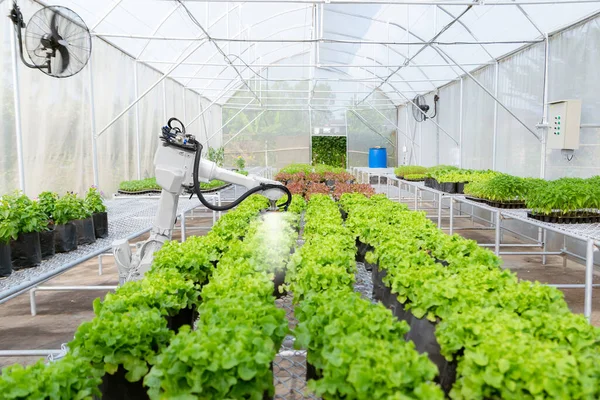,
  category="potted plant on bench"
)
[86,187,108,239]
